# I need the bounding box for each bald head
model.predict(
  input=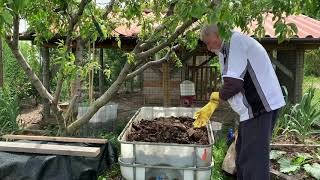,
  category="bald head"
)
[200,24,222,53]
[200,24,219,41]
